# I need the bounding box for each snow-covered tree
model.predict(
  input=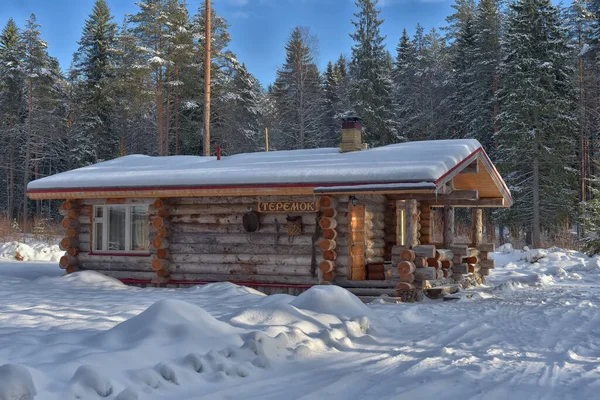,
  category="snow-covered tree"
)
[497,0,578,246]
[271,27,325,150]
[350,0,400,146]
